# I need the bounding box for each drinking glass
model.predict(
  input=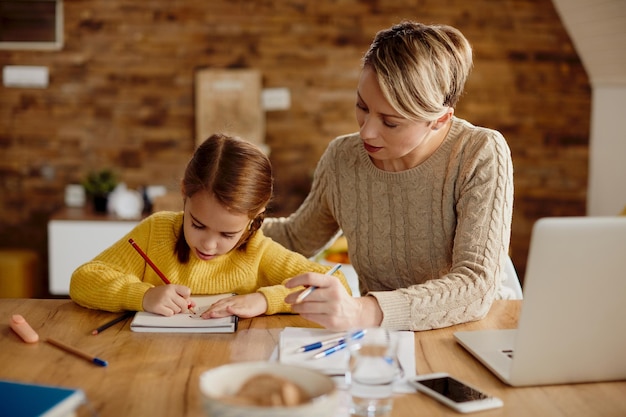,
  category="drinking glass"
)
[346,327,400,417]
